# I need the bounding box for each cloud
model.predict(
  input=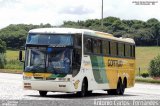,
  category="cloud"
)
[103,0,160,21]
[0,0,20,8]
[59,5,94,15]
[0,0,160,29]
[0,0,100,28]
